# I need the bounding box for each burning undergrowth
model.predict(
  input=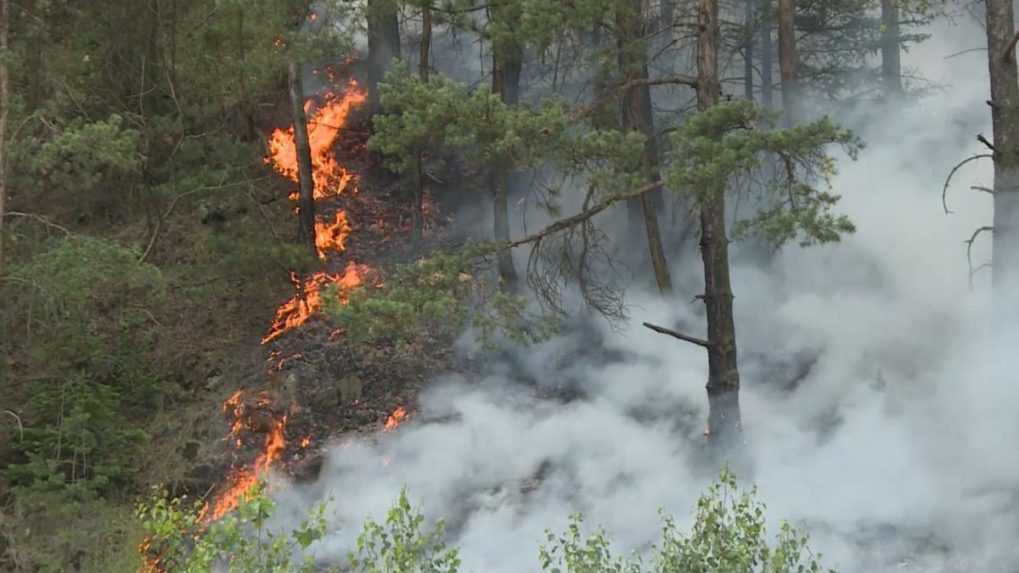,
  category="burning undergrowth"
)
[139,66,460,570]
